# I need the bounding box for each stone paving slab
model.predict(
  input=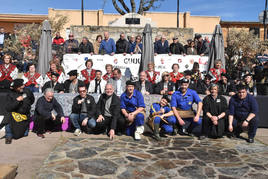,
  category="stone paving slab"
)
[37,134,268,179]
